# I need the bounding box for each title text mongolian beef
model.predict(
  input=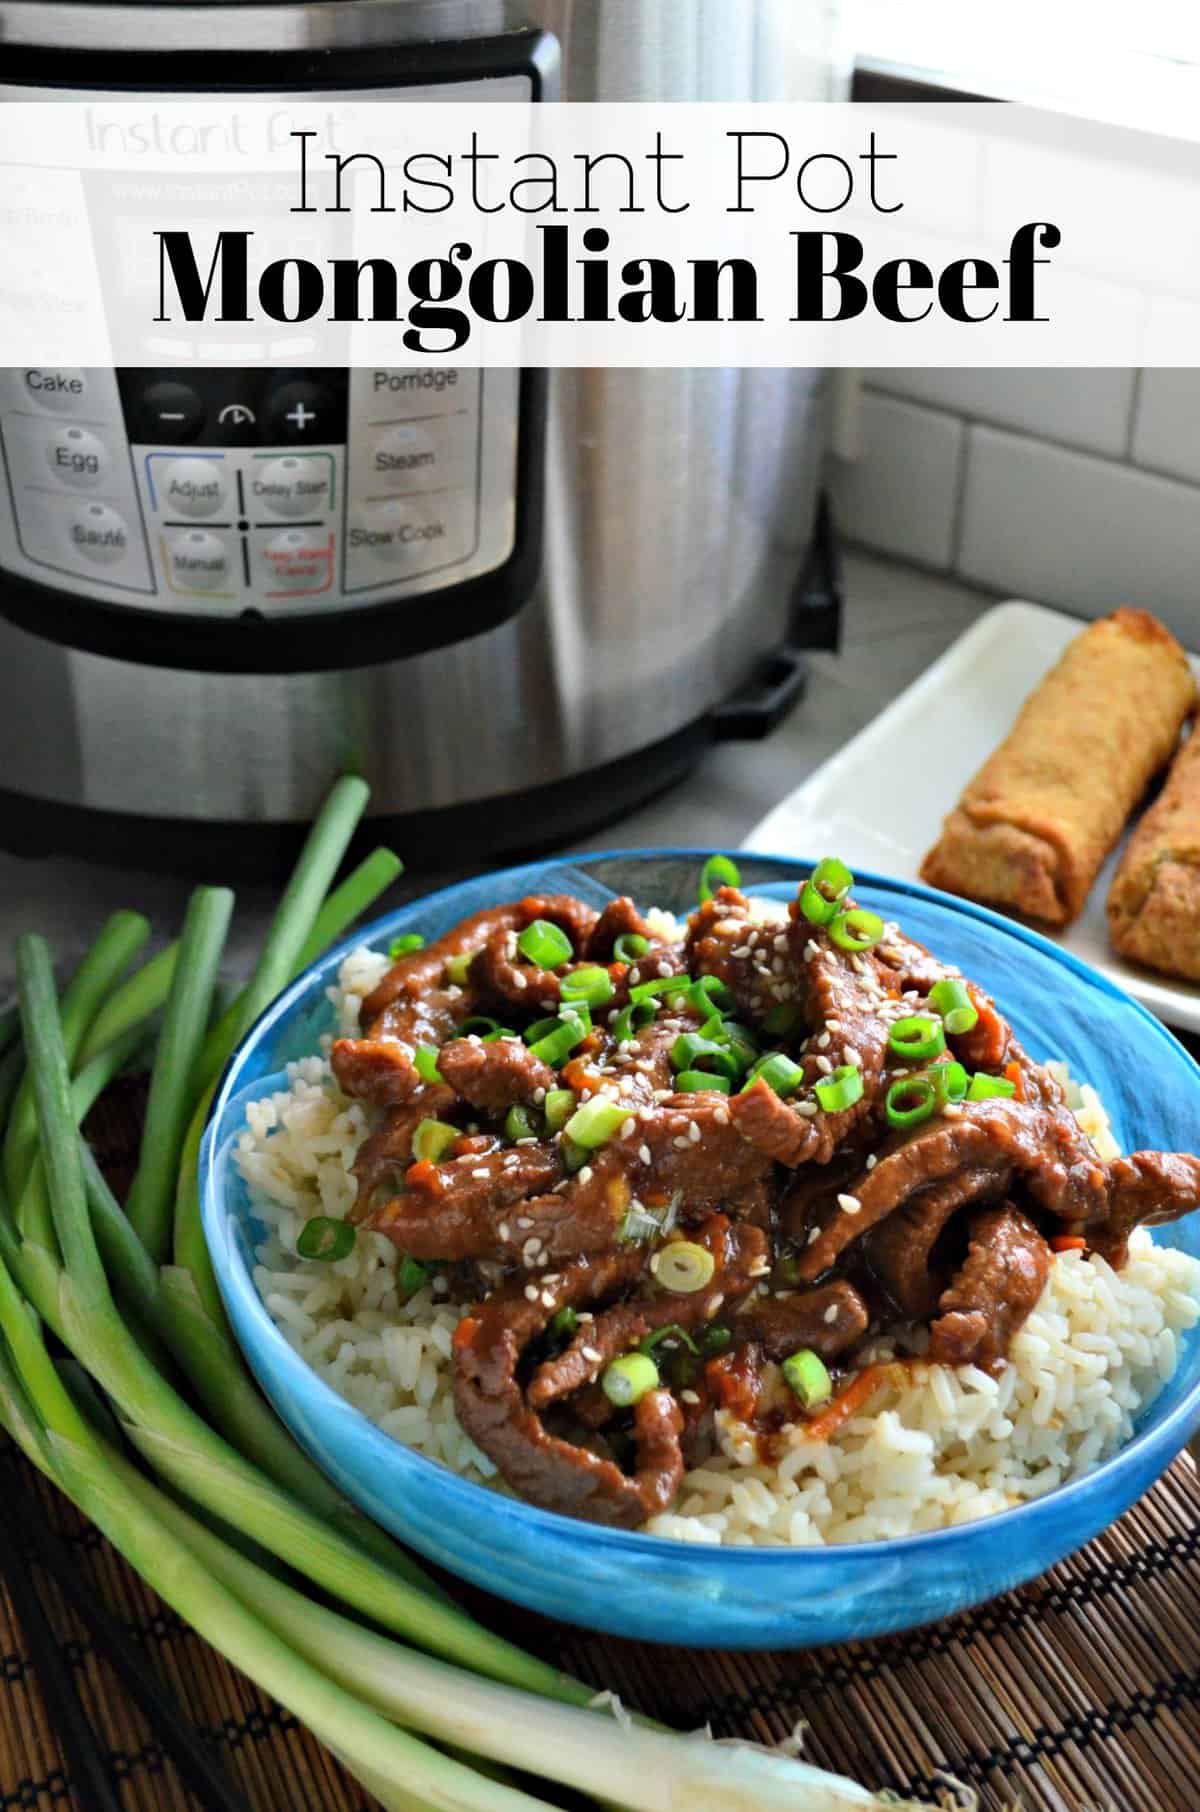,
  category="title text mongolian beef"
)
[237,861,1200,1547]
